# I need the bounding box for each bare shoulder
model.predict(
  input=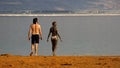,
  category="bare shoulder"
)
[37,23,41,28]
[30,24,33,28]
